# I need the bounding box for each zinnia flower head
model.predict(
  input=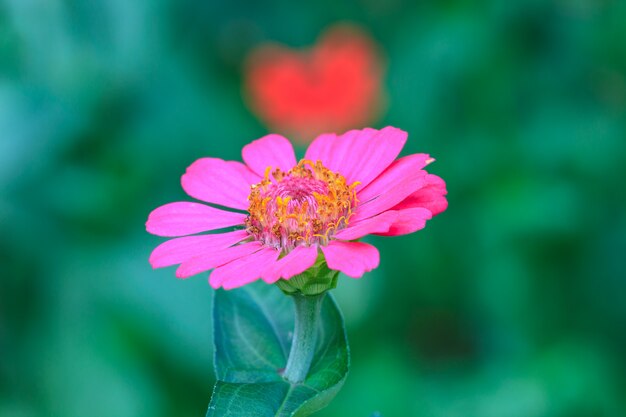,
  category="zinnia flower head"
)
[244,24,385,142]
[147,127,447,290]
